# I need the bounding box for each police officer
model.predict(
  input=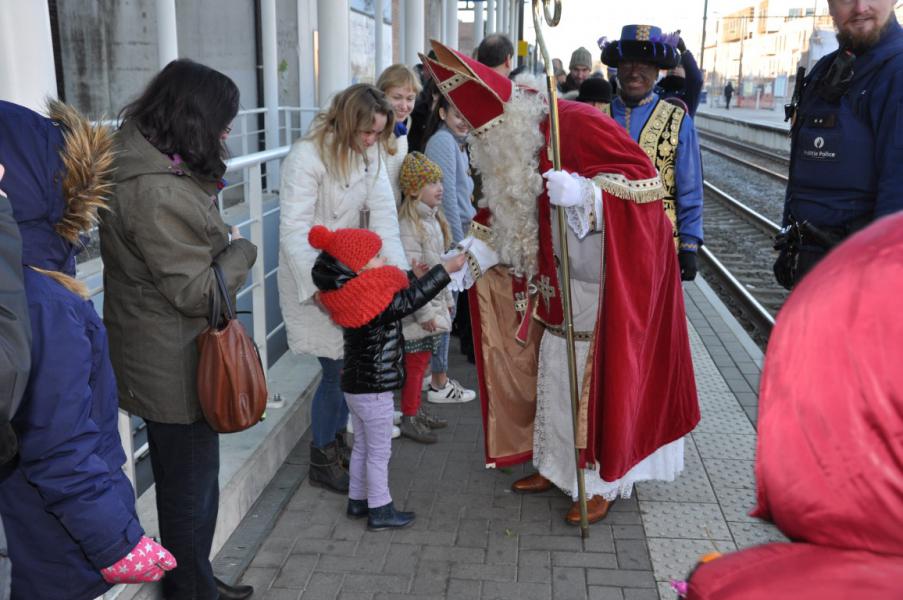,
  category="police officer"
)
[776,0,903,288]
